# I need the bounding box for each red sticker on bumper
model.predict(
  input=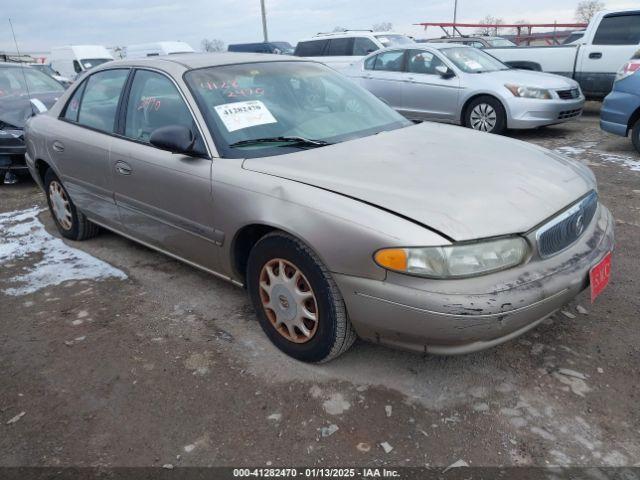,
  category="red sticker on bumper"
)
[590,252,612,303]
